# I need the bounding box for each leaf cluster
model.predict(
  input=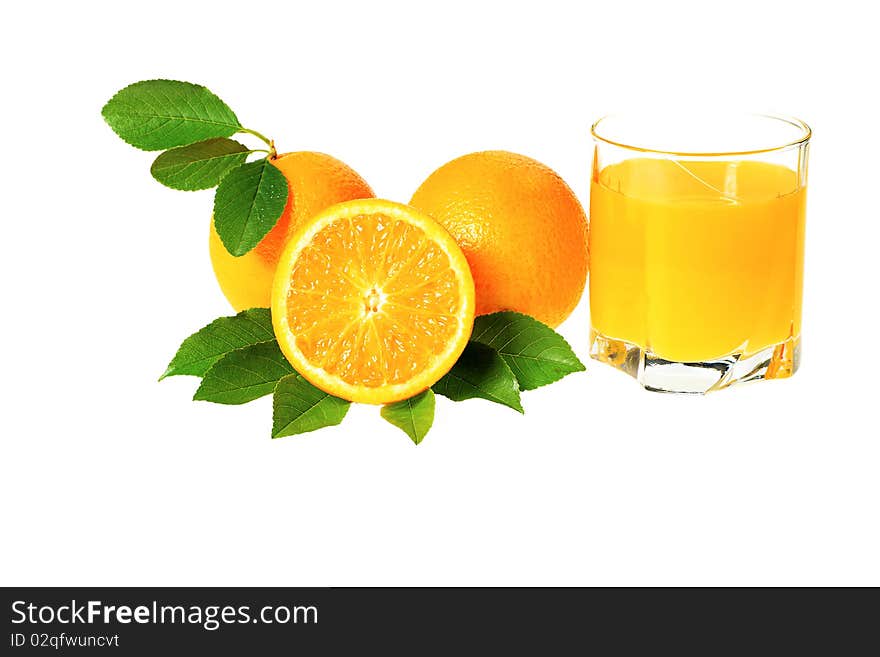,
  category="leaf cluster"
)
[103,80,288,256]
[162,310,584,444]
